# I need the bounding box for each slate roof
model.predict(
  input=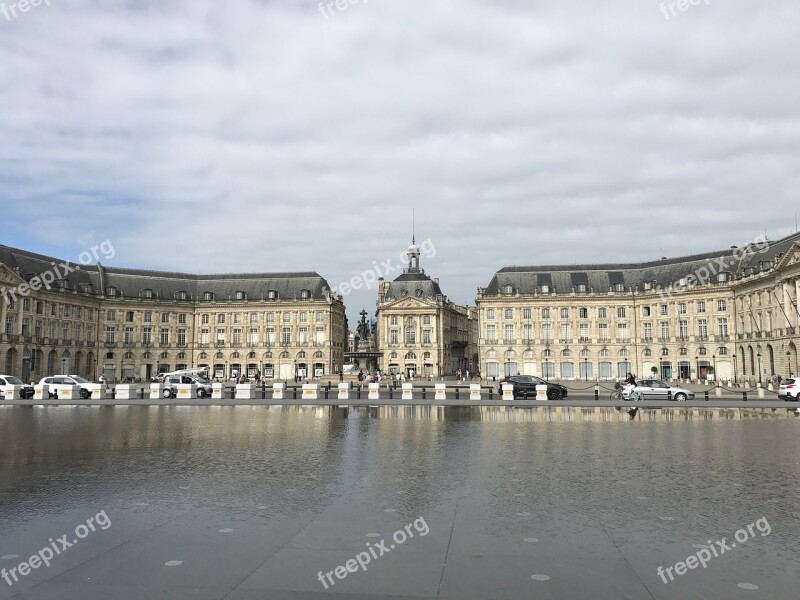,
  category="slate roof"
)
[0,244,333,301]
[384,271,445,300]
[482,232,800,295]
